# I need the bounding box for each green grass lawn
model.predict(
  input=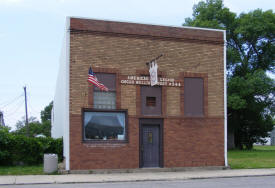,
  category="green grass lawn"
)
[228,145,275,169]
[0,165,44,175]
